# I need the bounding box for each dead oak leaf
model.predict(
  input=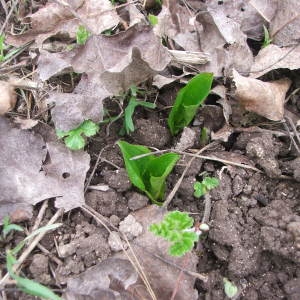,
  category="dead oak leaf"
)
[38,24,171,131]
[0,117,90,222]
[0,80,17,115]
[232,69,291,121]
[6,0,119,47]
